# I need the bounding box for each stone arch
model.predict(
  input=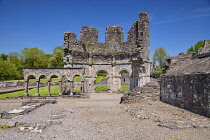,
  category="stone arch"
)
[119,67,132,77]
[73,75,83,92]
[120,70,130,88]
[37,75,48,95]
[95,70,109,77]
[48,75,60,95]
[39,75,47,81]
[27,75,36,82]
[95,70,109,91]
